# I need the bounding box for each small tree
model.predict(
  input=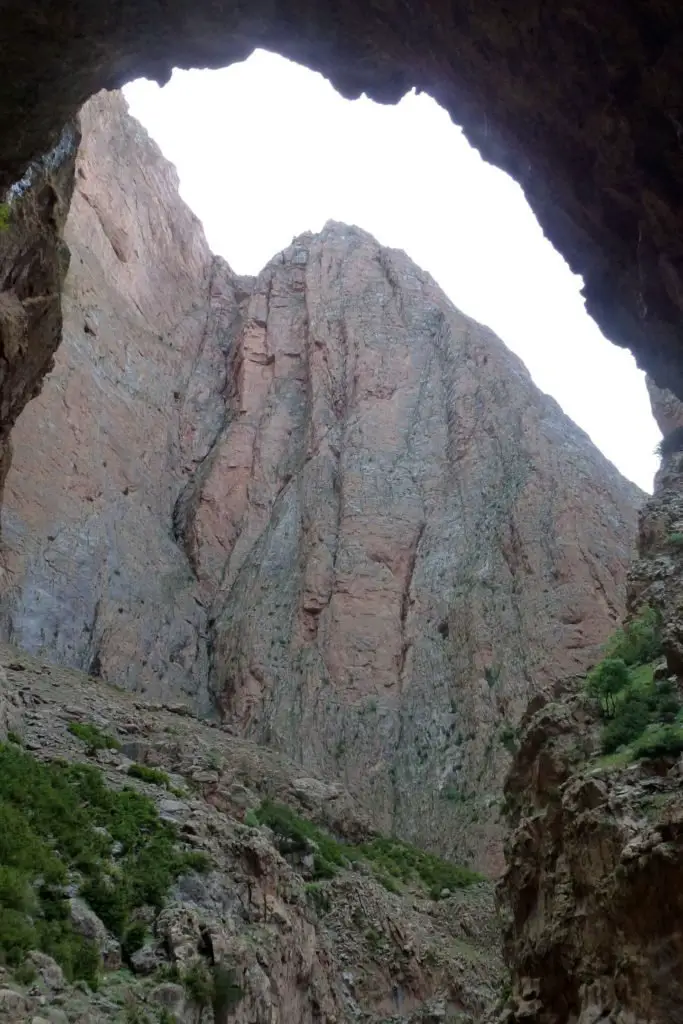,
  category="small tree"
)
[586,658,630,717]
[212,963,243,1024]
[183,961,213,1024]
